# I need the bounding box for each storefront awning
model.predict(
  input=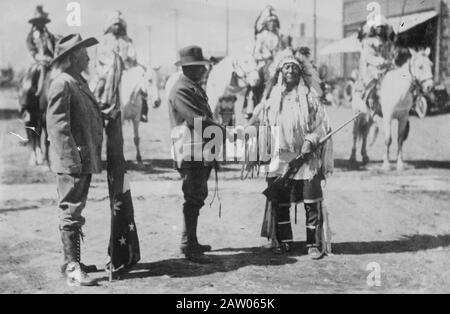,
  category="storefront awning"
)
[320,10,438,55]
[389,10,437,33]
[319,34,360,55]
